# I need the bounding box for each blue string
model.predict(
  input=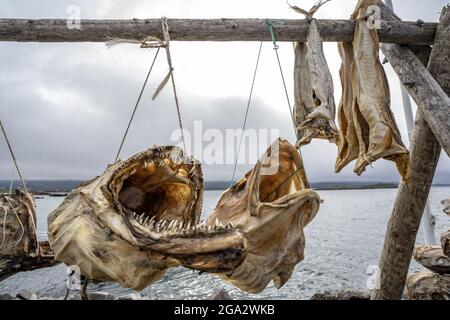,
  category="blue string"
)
[268,20,299,141]
[230,42,263,187]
